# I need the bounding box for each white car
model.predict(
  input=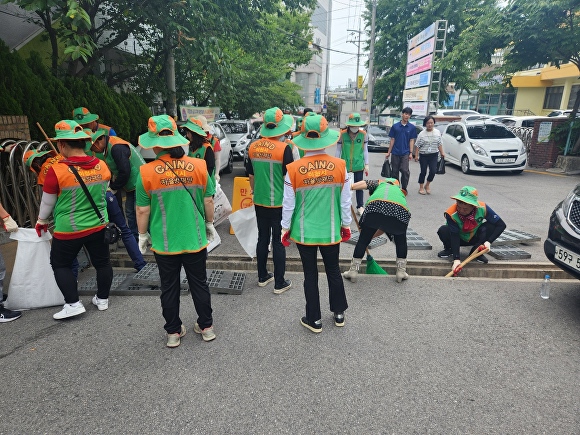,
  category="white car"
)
[139,122,233,175]
[216,119,254,160]
[441,120,527,174]
[497,116,545,128]
[436,109,480,117]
